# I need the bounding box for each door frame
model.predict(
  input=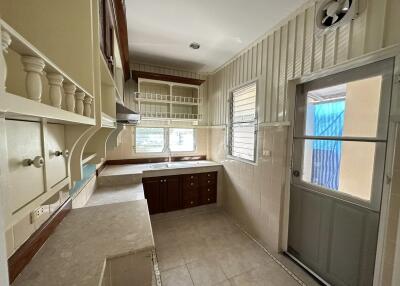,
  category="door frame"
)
[280,44,400,286]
